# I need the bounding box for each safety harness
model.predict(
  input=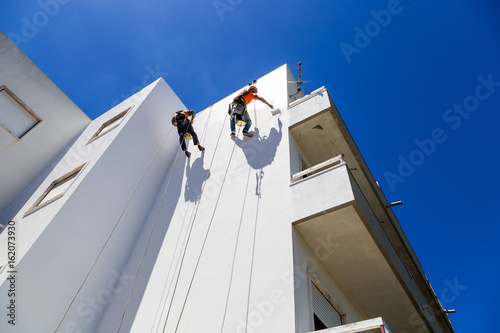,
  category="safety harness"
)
[172,111,188,126]
[233,89,252,106]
